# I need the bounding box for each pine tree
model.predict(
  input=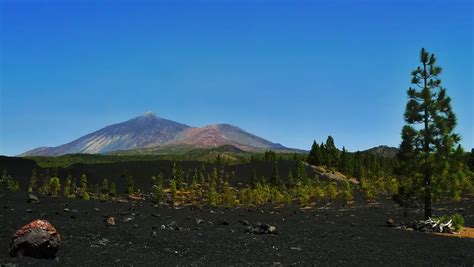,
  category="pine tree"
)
[80,174,89,200]
[28,168,37,193]
[48,177,61,195]
[169,179,178,205]
[109,182,117,195]
[270,163,281,186]
[338,147,352,175]
[102,178,109,194]
[468,149,474,172]
[127,176,135,195]
[287,168,295,188]
[250,169,258,189]
[191,169,199,188]
[400,48,461,219]
[324,136,339,168]
[199,163,206,186]
[152,173,164,202]
[296,160,308,184]
[64,175,74,198]
[307,141,322,166]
